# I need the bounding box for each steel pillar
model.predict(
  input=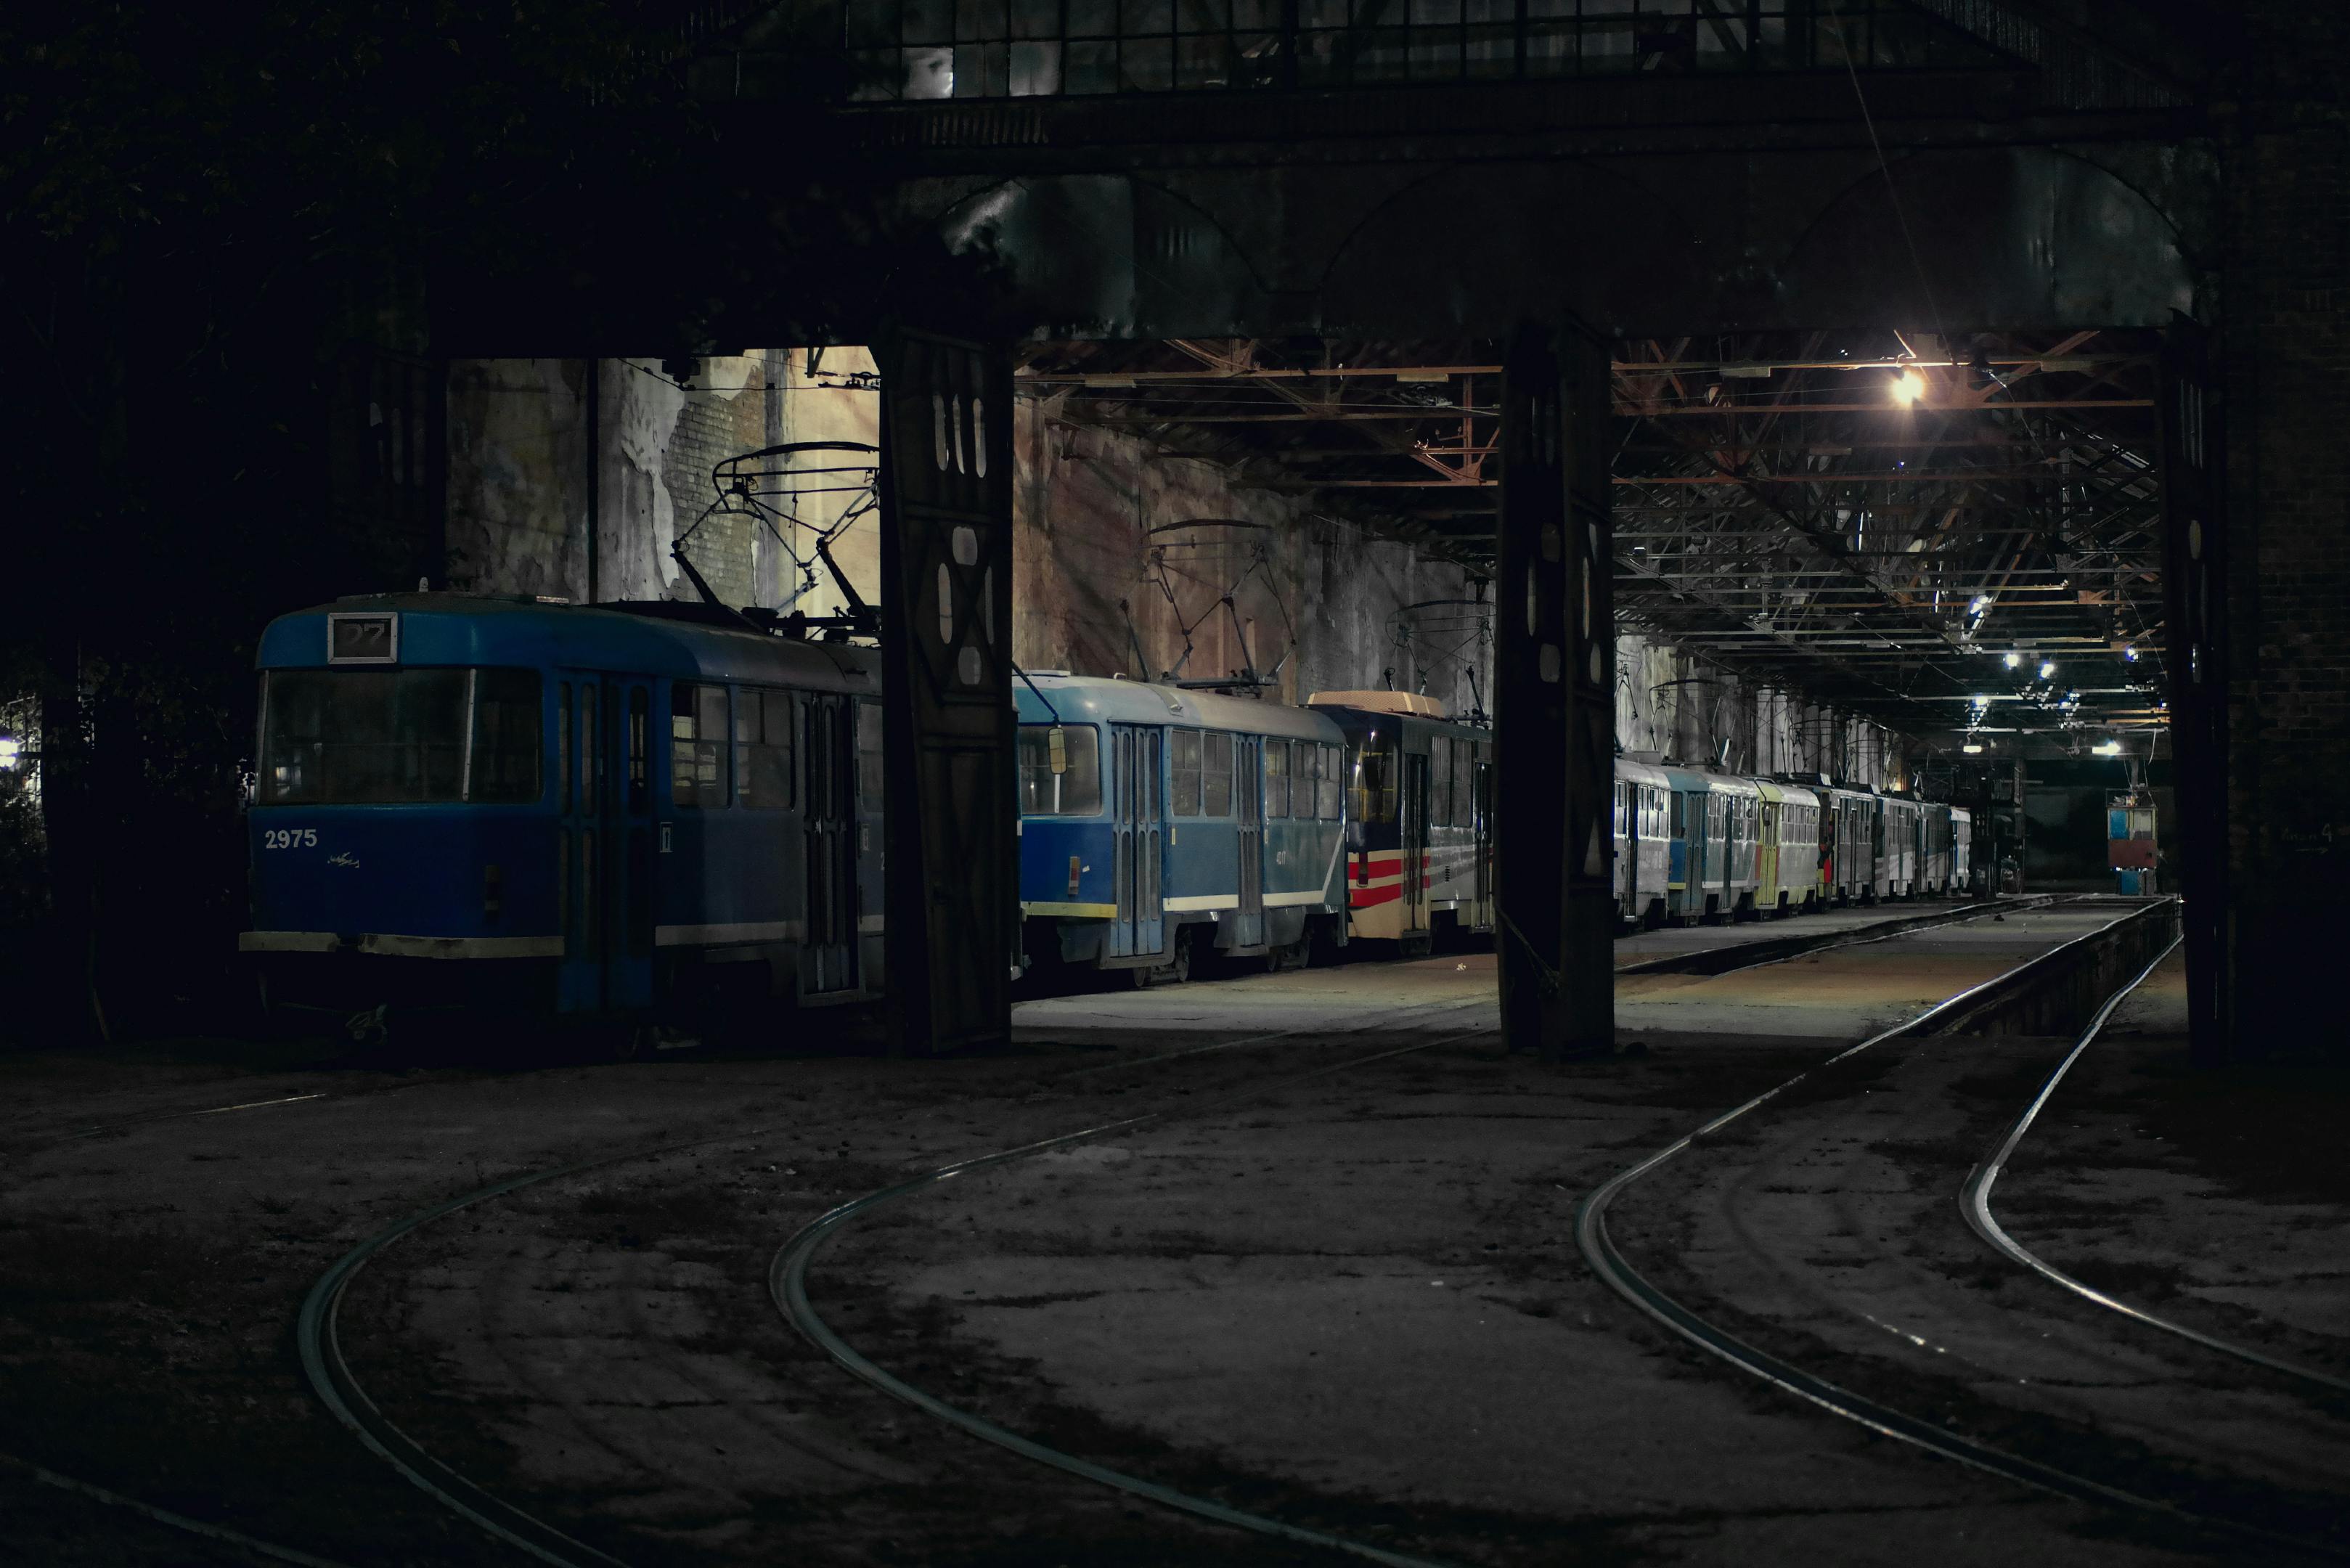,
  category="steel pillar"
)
[878,329,1018,1054]
[2158,316,2227,1065]
[1496,322,1615,1058]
